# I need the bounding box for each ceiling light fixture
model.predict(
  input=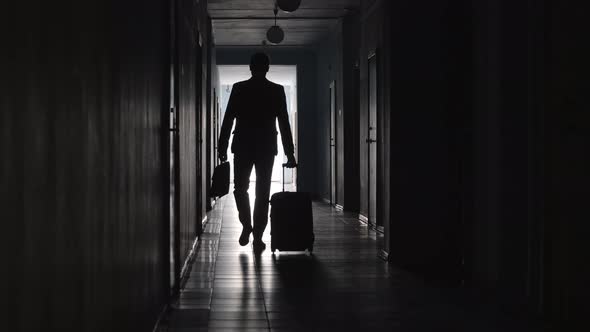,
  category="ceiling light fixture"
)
[266,6,284,44]
[277,0,302,12]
